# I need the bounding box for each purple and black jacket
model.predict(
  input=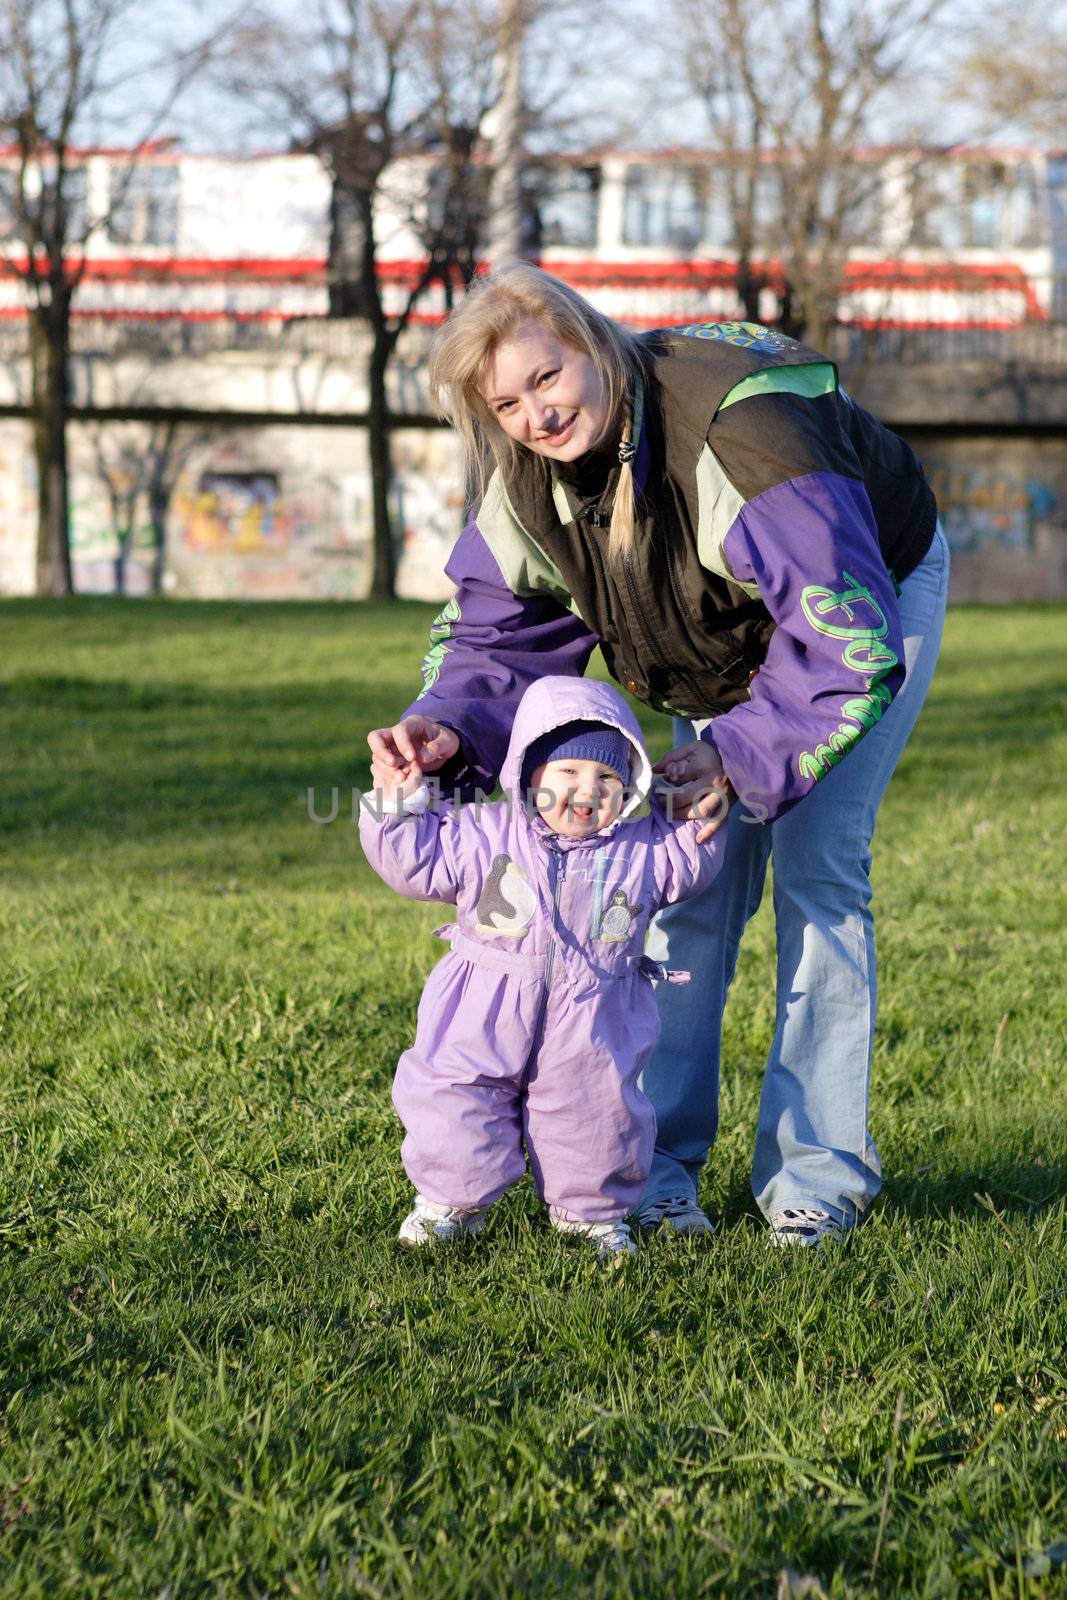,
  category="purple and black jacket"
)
[402,322,937,823]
